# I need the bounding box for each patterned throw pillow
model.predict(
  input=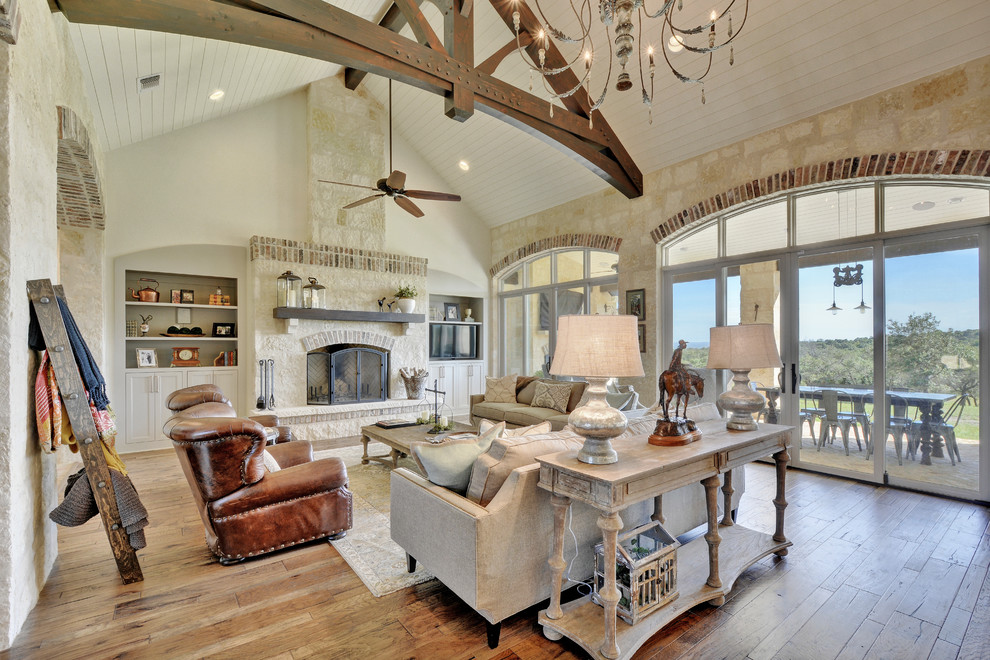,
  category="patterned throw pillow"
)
[530,381,572,413]
[484,374,518,403]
